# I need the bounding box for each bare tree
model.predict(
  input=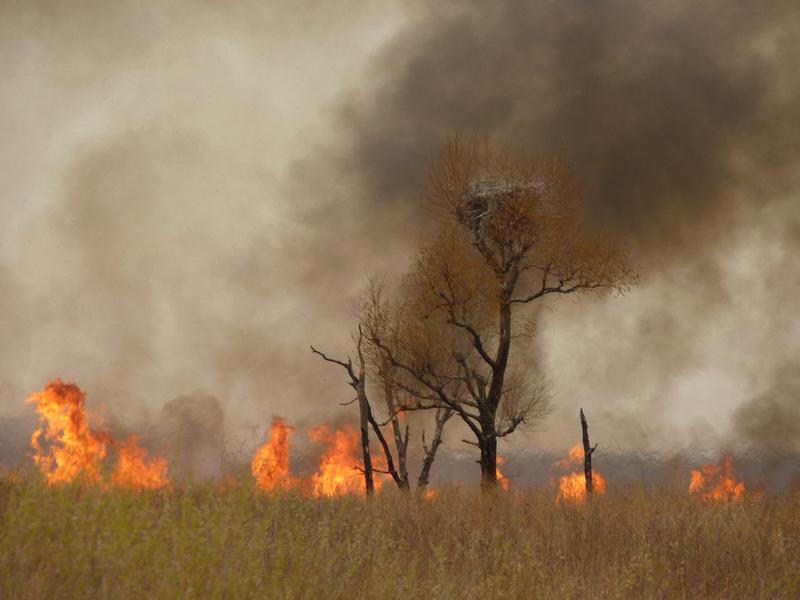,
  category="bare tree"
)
[358,279,458,492]
[311,327,403,495]
[361,136,637,488]
[312,325,448,494]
